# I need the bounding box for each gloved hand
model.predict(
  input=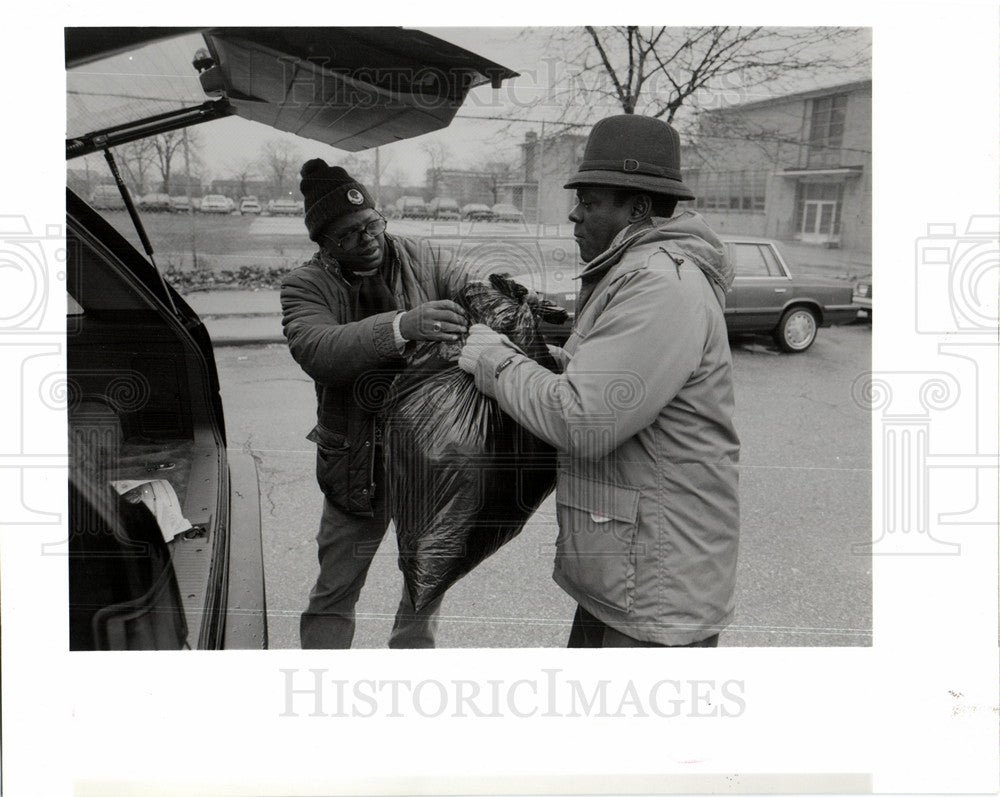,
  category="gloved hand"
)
[399,299,468,341]
[457,323,518,374]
